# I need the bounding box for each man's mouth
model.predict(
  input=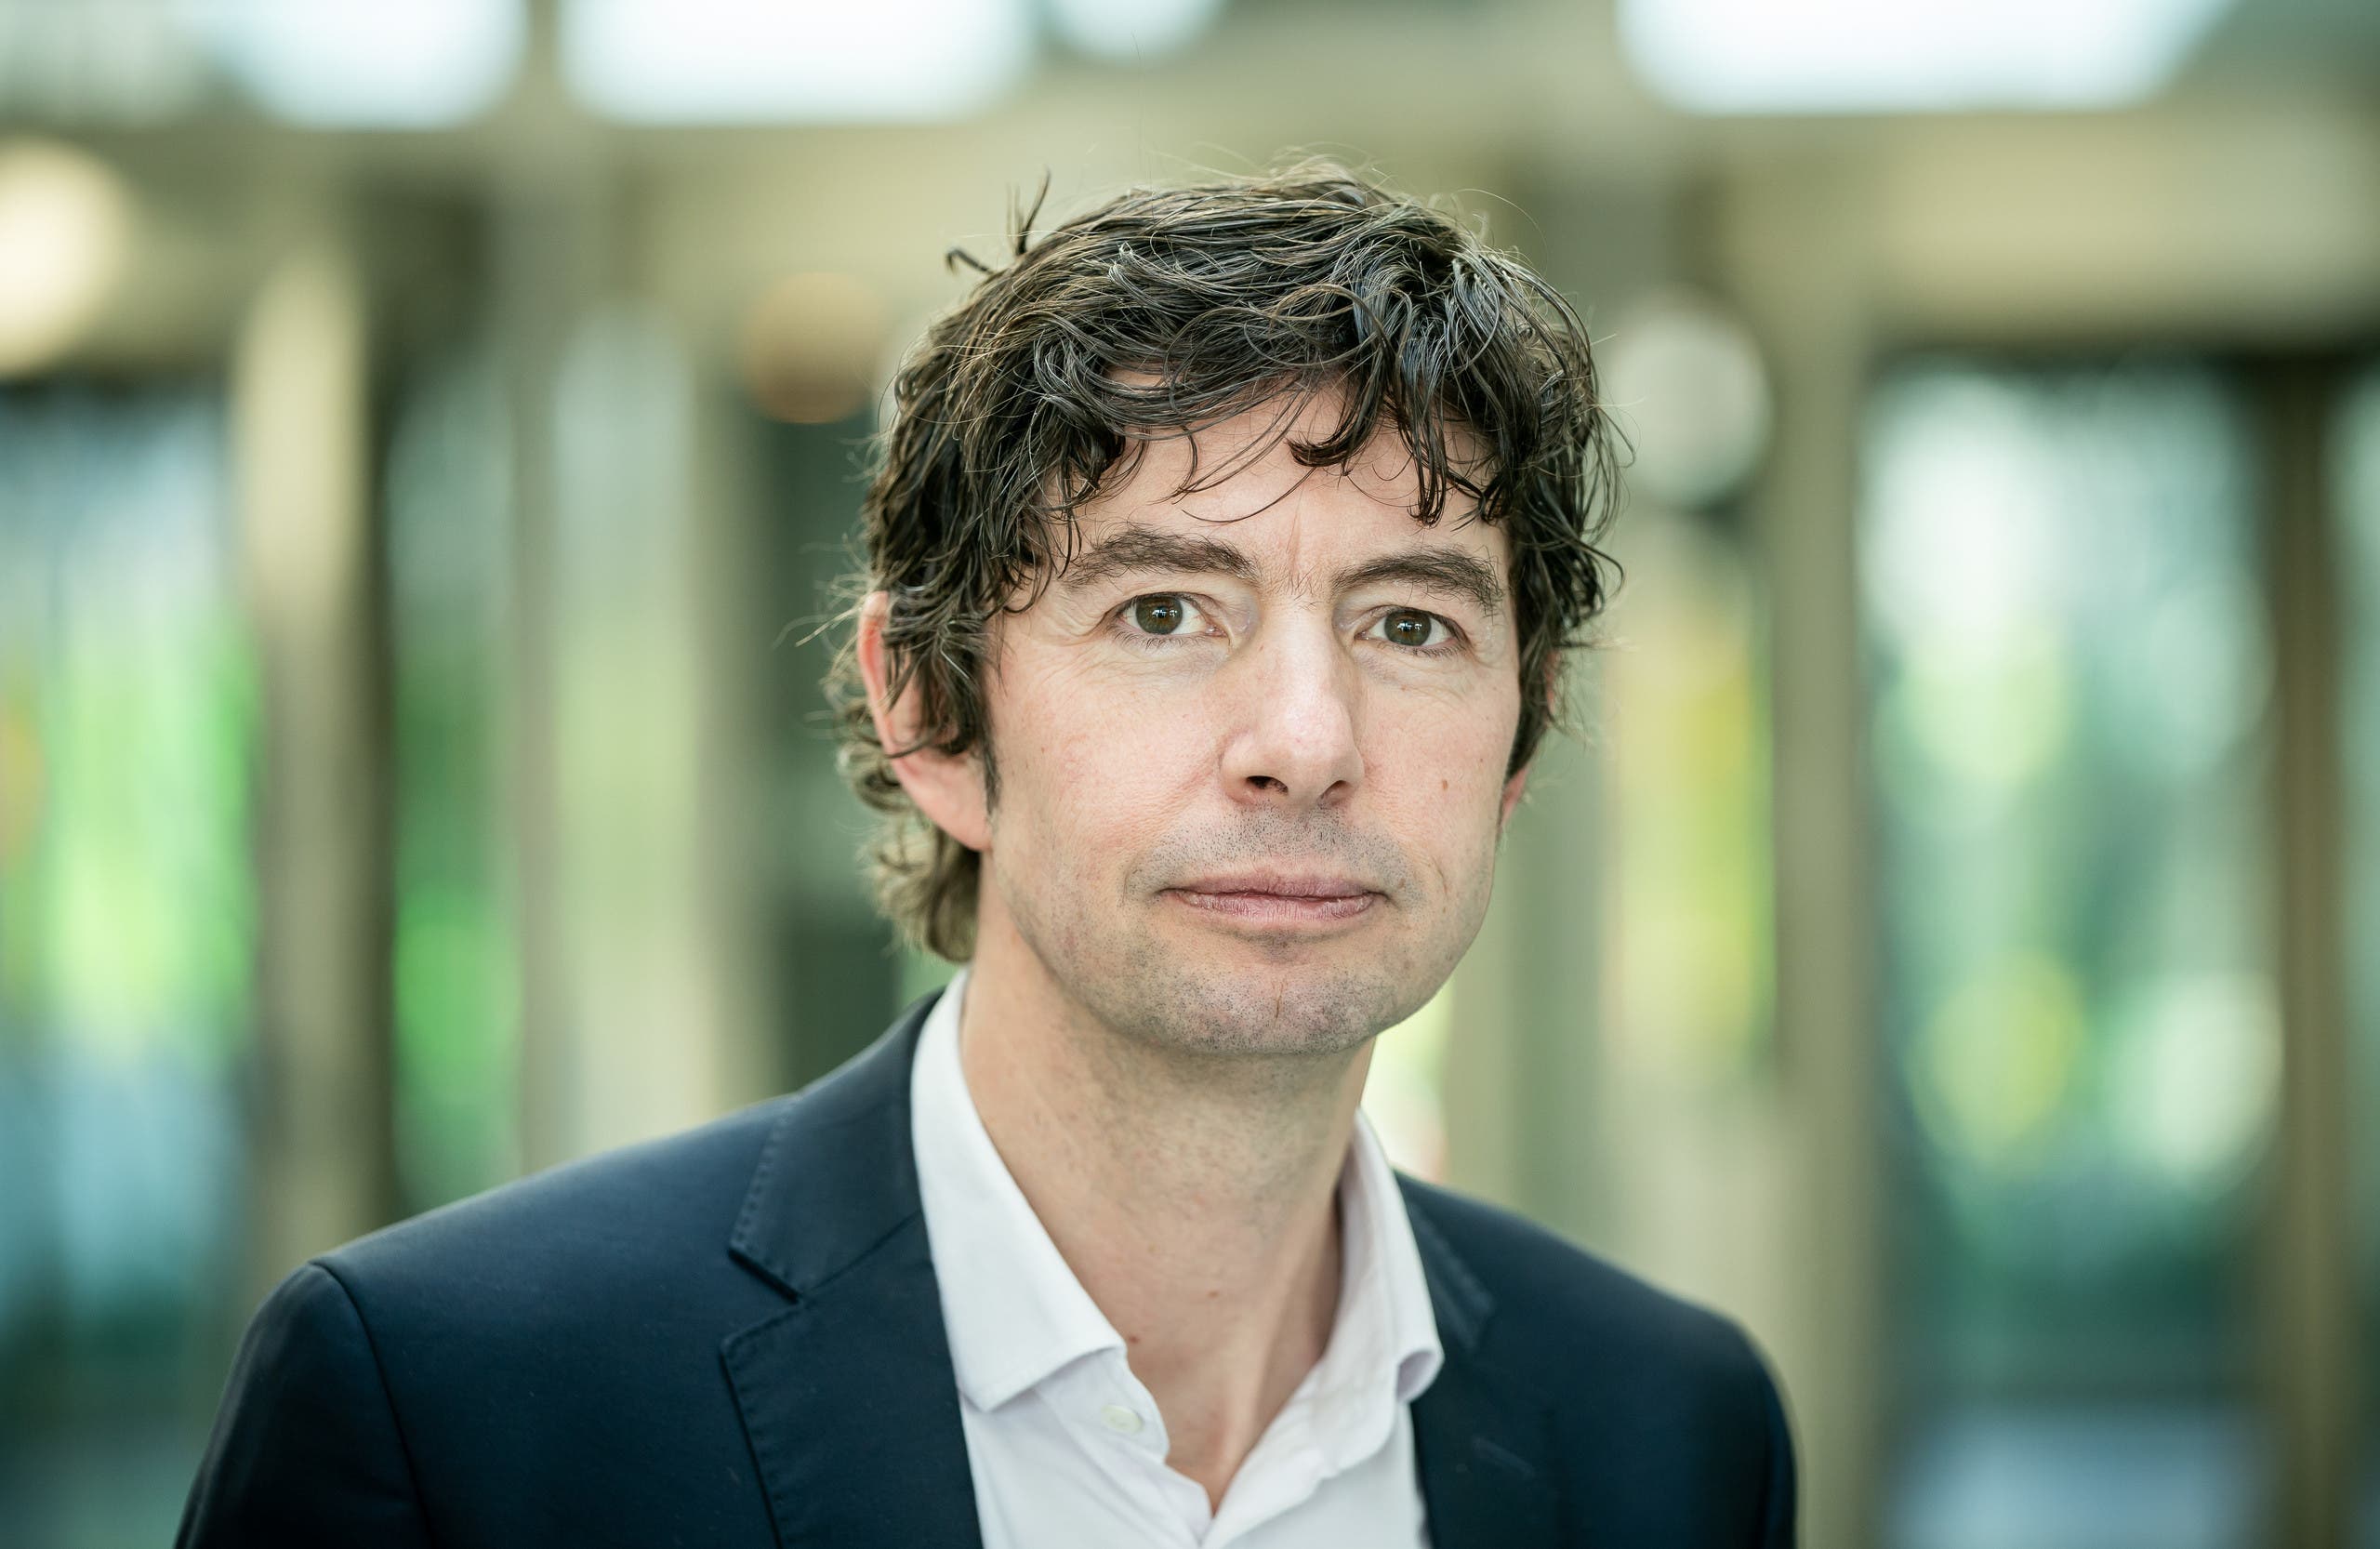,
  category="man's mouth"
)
[1160,872,1382,924]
